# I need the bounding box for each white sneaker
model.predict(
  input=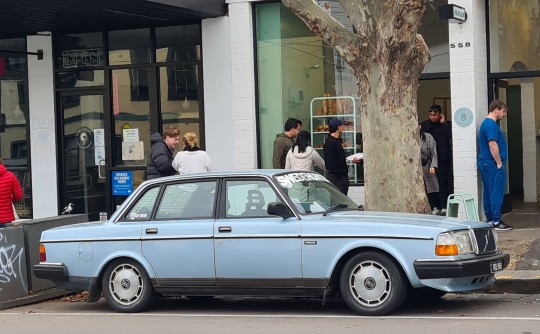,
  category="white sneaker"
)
[432,207,441,215]
[441,208,447,215]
